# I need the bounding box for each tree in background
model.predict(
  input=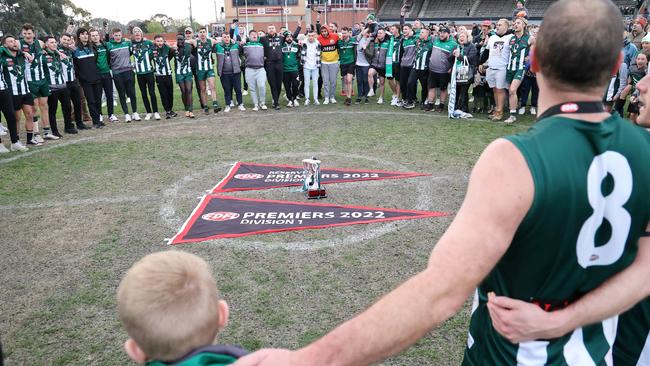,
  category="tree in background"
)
[0,0,90,35]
